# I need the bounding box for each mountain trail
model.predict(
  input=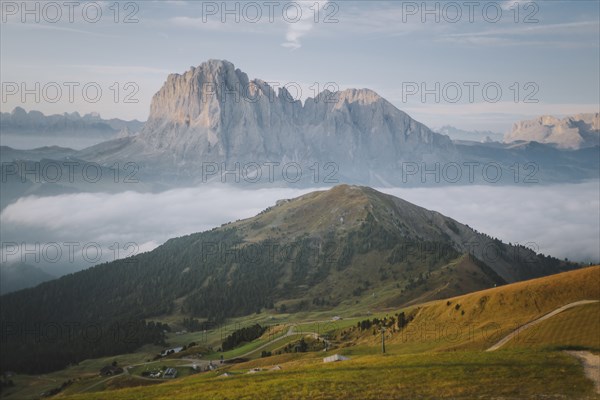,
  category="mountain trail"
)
[486,299,599,351]
[566,351,600,394]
